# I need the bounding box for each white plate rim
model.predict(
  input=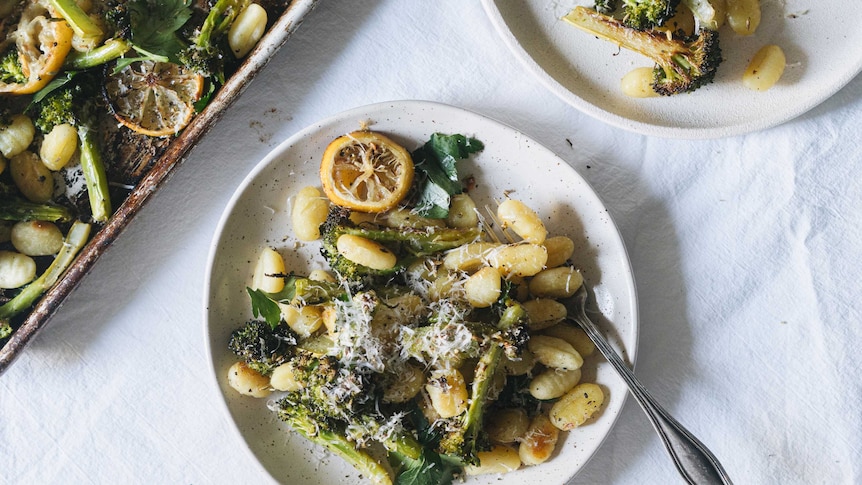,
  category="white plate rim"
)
[480,0,862,139]
[203,99,639,484]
